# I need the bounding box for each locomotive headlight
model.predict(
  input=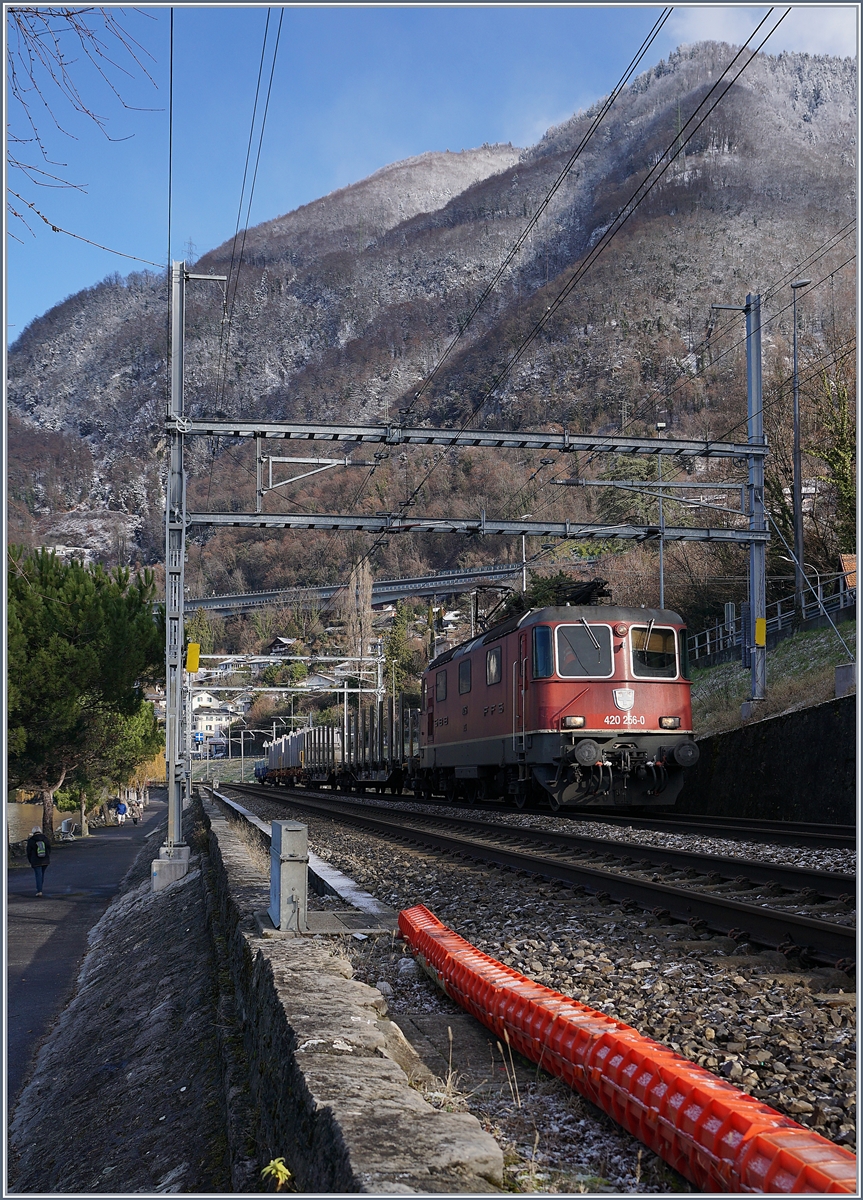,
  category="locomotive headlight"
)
[613,623,628,637]
[562,715,585,729]
[659,716,681,729]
